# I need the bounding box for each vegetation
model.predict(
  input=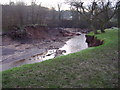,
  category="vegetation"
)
[66,0,118,34]
[2,0,118,33]
[2,29,118,88]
